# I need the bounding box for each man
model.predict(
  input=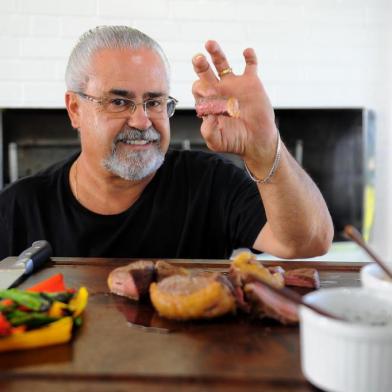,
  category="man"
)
[0,26,333,259]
